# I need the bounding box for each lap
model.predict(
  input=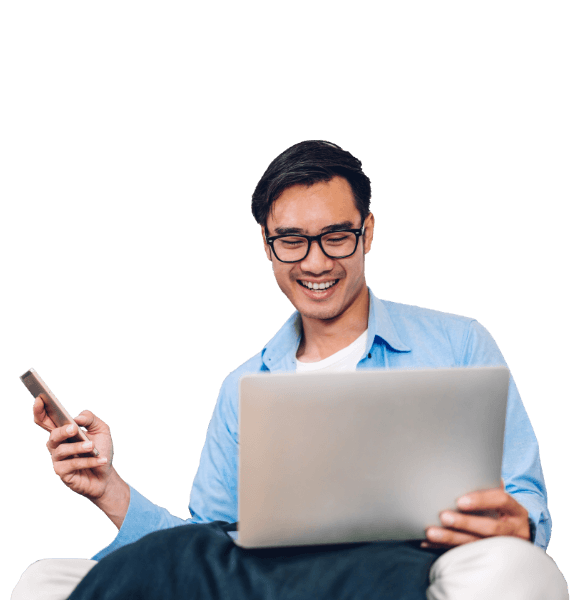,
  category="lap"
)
[14,530,569,600]
[69,522,444,600]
